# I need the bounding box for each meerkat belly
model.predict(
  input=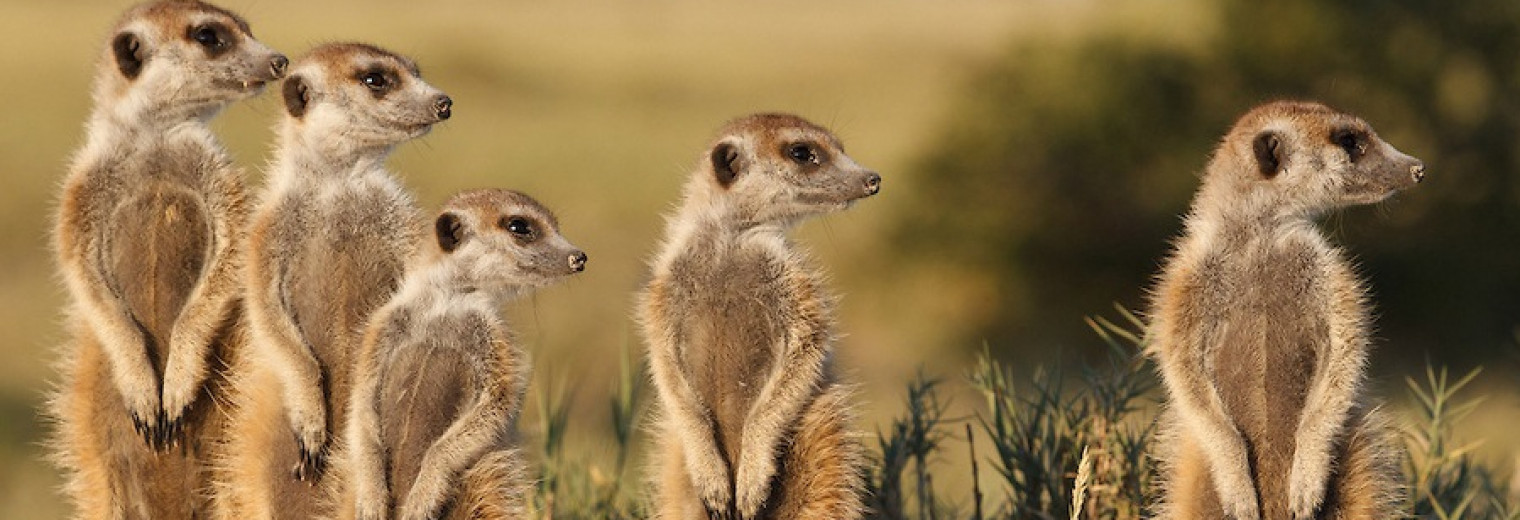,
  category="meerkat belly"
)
[105,183,211,372]
[288,200,410,427]
[1211,263,1322,481]
[687,263,788,464]
[377,344,476,498]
